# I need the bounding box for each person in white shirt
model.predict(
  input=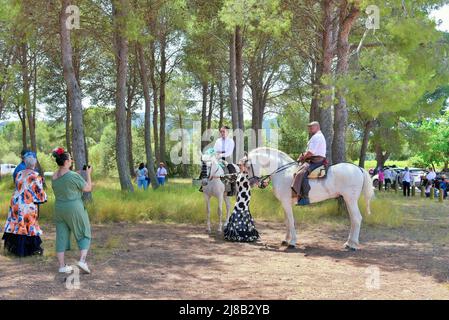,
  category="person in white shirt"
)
[291,121,327,205]
[384,167,392,190]
[214,126,235,161]
[426,168,436,182]
[401,167,411,197]
[213,126,237,195]
[156,162,167,186]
